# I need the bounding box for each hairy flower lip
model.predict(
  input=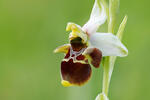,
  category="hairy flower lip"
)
[60,46,102,86]
[61,58,92,86]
